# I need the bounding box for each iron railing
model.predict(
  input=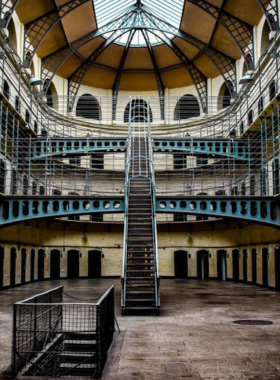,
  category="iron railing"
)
[12,285,115,378]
